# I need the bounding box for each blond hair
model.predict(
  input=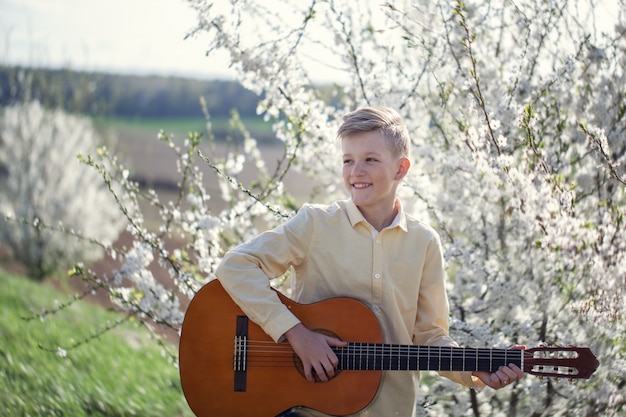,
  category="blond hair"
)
[337,106,410,159]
